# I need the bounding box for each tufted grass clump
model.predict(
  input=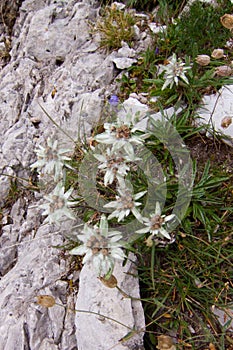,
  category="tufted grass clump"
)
[93,5,137,51]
